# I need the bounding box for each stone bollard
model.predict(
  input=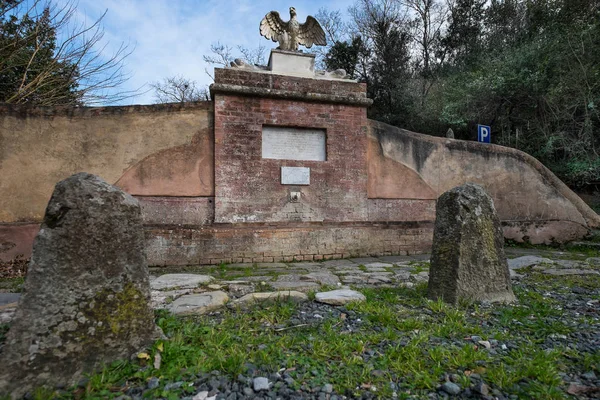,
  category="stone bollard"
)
[0,173,161,398]
[427,183,516,305]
